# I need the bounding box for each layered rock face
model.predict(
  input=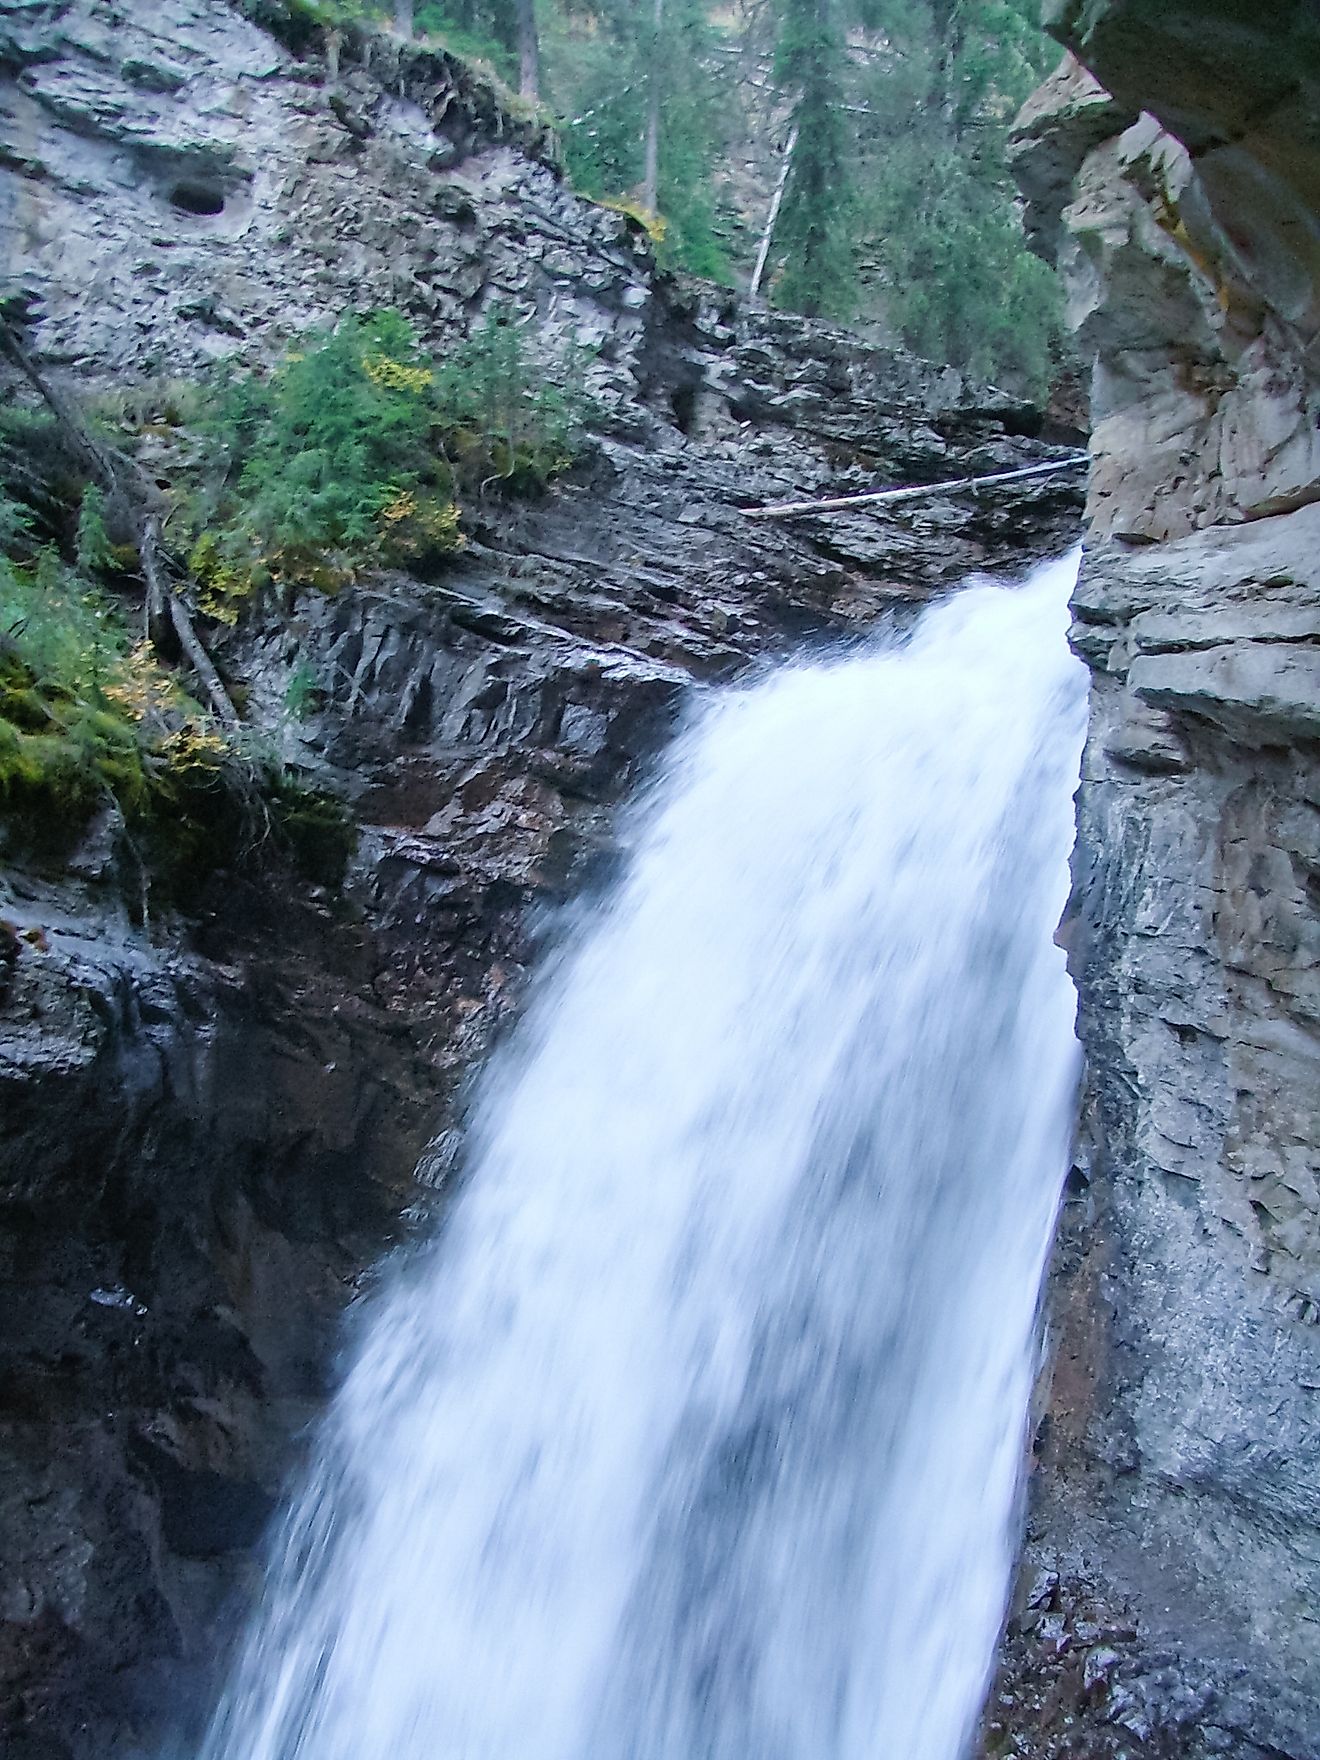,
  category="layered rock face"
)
[0,6,1081,1756]
[993,9,1320,1758]
[1014,3,1320,542]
